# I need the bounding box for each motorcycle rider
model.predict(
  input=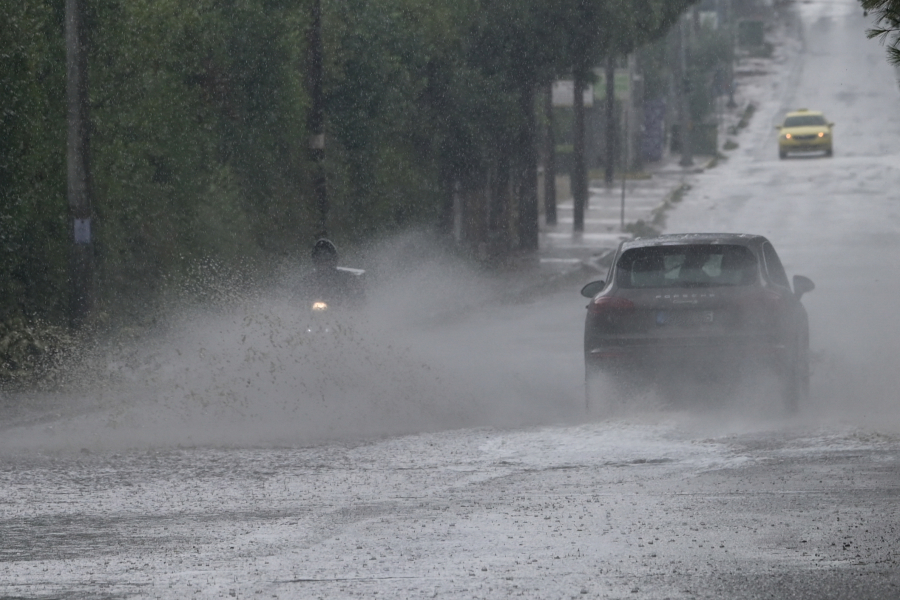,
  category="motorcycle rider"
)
[300,238,365,309]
